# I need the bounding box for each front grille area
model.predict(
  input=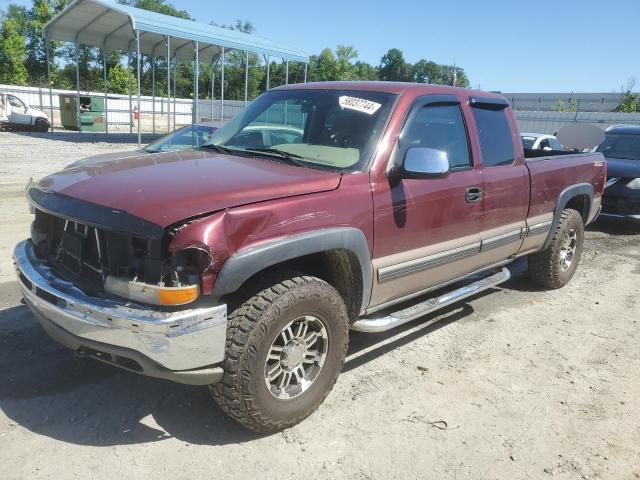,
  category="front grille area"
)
[32,209,160,296]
